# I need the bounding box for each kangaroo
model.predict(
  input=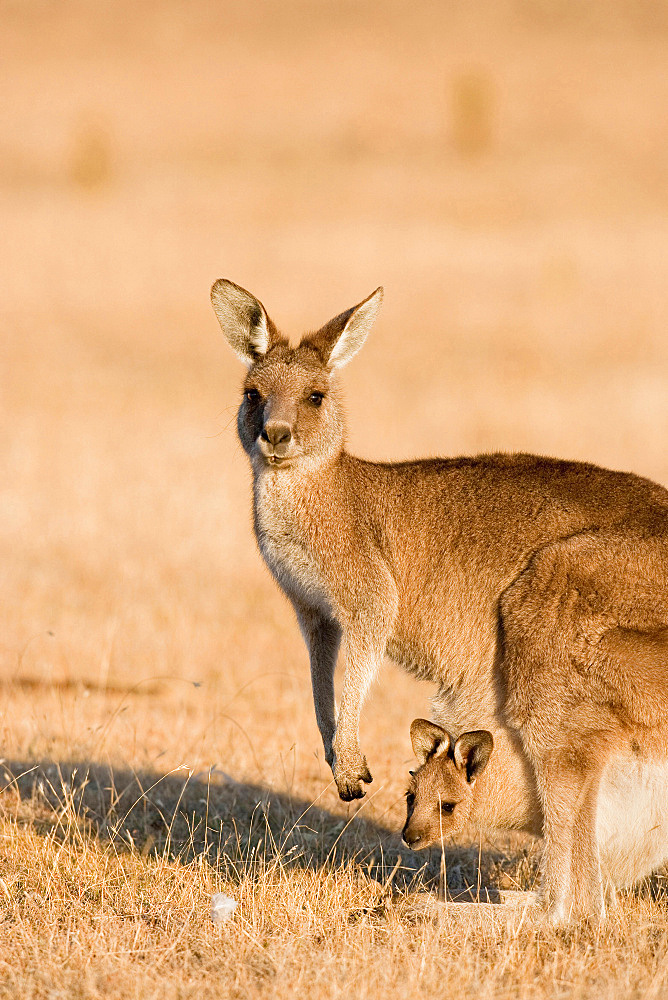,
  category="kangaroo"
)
[210,278,668,922]
[403,722,497,845]
[403,718,668,905]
